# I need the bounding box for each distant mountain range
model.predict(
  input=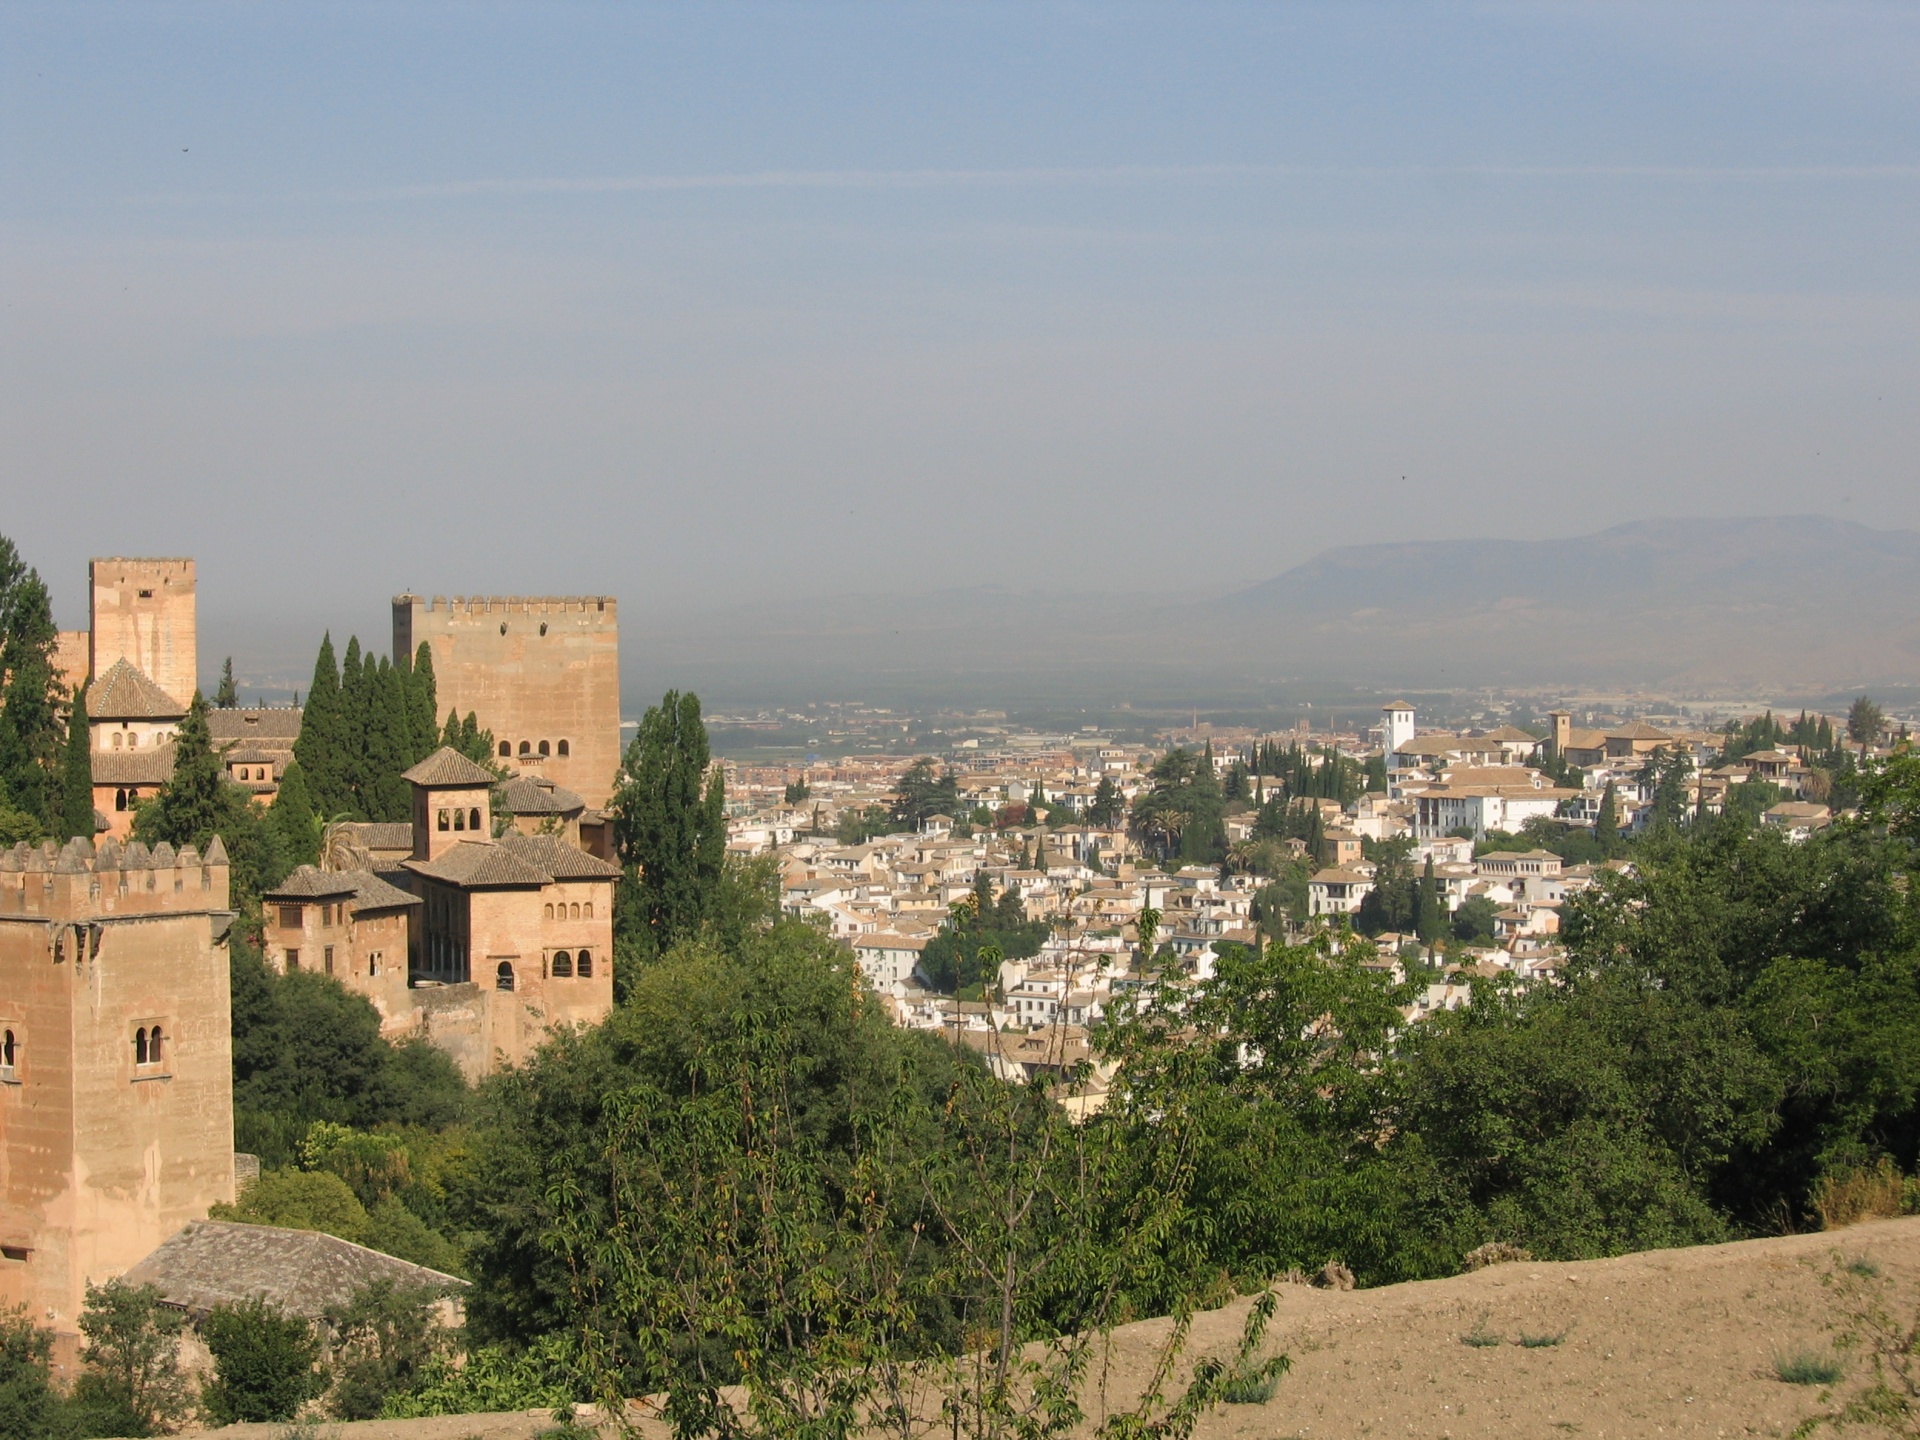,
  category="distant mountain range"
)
[611,515,1920,702]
